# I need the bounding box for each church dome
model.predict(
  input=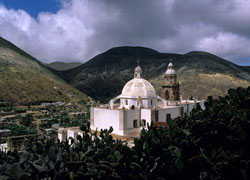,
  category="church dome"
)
[121,78,156,97]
